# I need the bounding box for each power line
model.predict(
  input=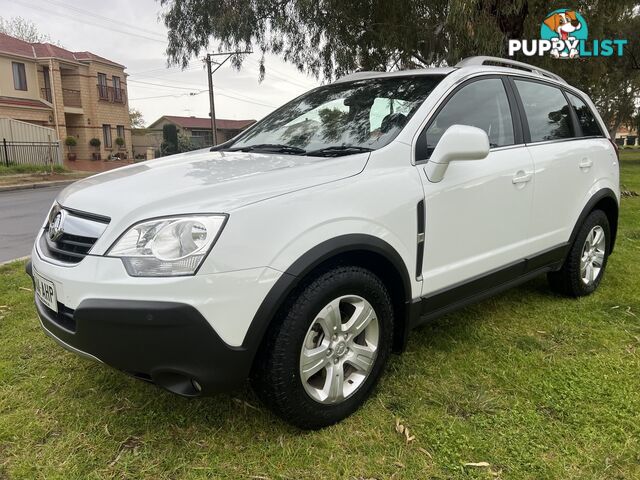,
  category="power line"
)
[246,58,316,89]
[42,0,167,39]
[130,65,281,107]
[216,92,277,108]
[129,90,276,109]
[128,79,204,91]
[129,93,195,101]
[131,63,203,78]
[12,0,167,44]
[130,66,294,106]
